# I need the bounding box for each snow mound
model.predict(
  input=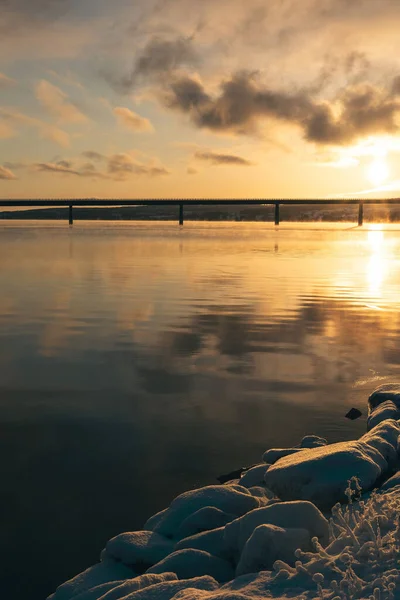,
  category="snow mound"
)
[368,382,400,412]
[71,573,177,600]
[147,549,234,583]
[175,507,235,540]
[103,531,174,571]
[367,400,400,431]
[264,420,400,509]
[235,524,311,576]
[239,465,270,488]
[223,500,329,562]
[380,470,400,492]
[299,435,327,449]
[101,576,218,600]
[262,447,304,464]
[47,560,137,600]
[147,485,259,538]
[175,527,227,559]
